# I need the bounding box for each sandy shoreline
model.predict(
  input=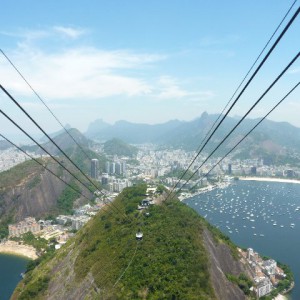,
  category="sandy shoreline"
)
[239,176,300,185]
[274,294,288,300]
[0,240,38,259]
